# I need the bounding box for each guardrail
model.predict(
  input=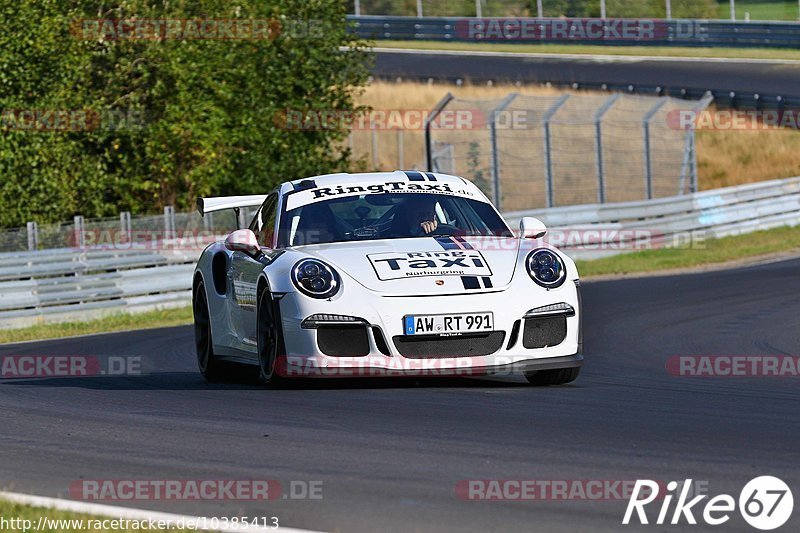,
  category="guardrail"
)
[0,248,199,329]
[505,176,800,260]
[1,177,799,329]
[349,15,800,49]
